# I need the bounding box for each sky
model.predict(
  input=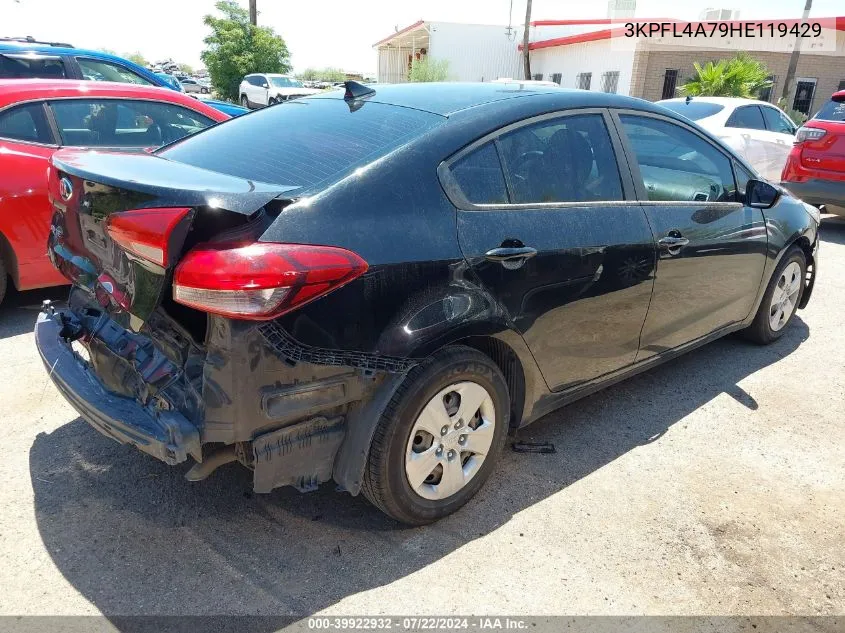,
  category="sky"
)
[3,0,842,73]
